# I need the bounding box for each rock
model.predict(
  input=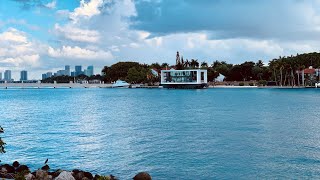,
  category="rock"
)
[1,164,15,173]
[73,171,85,180]
[93,174,100,180]
[72,169,80,174]
[110,174,118,180]
[83,171,93,179]
[16,165,29,173]
[25,173,35,180]
[55,171,75,180]
[12,161,20,168]
[133,172,152,180]
[49,169,63,179]
[41,164,50,171]
[36,169,49,180]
